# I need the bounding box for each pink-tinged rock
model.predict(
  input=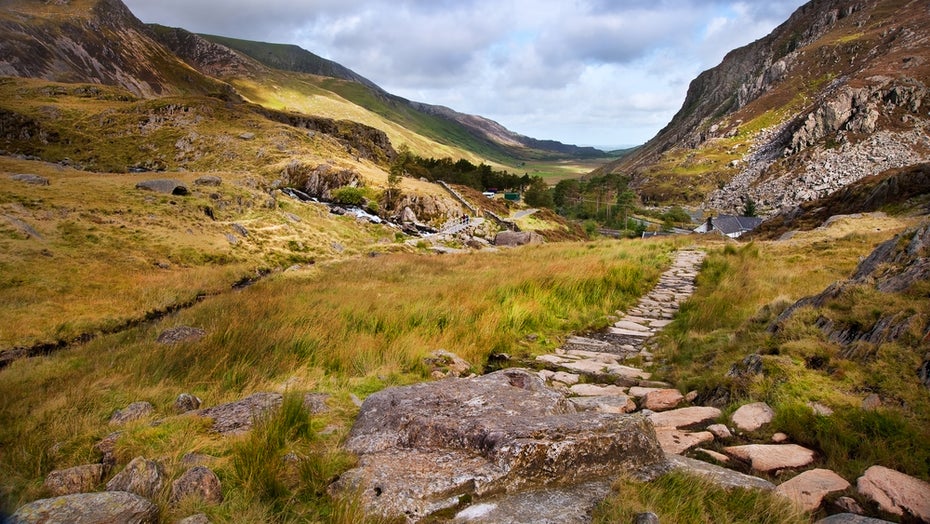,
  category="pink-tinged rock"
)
[772,432,789,443]
[569,384,627,397]
[731,402,775,432]
[655,428,713,455]
[695,448,729,463]
[642,389,684,411]
[857,465,930,520]
[723,444,816,472]
[648,406,722,429]
[629,386,661,398]
[706,424,732,439]
[775,468,850,512]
